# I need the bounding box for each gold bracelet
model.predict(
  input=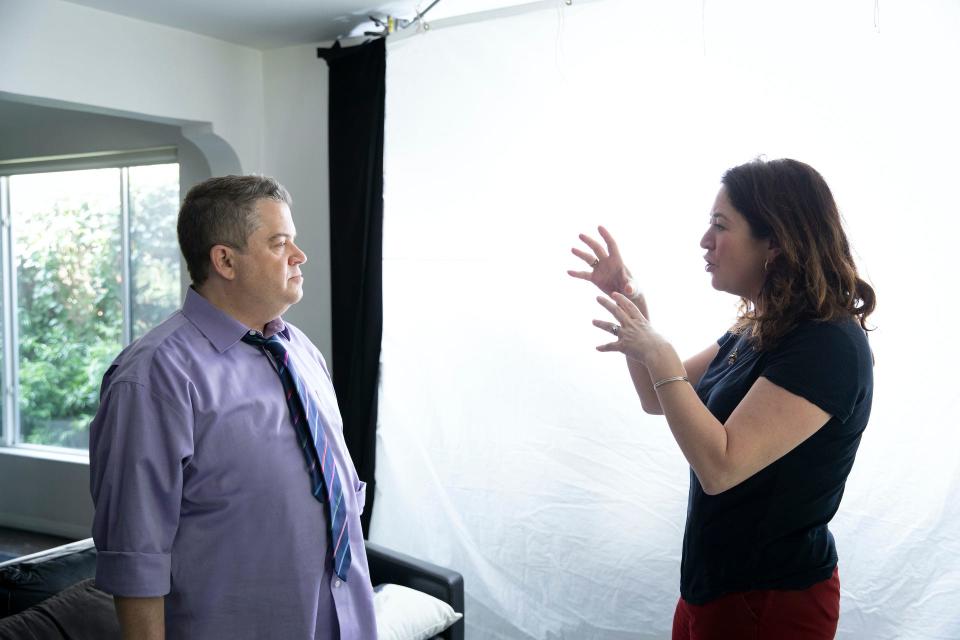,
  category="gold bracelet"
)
[653,375,689,390]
